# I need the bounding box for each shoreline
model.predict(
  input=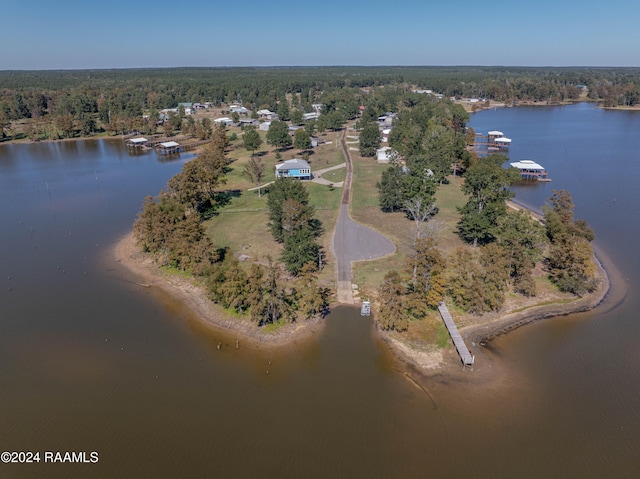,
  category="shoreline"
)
[112,232,325,349]
[114,226,613,382]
